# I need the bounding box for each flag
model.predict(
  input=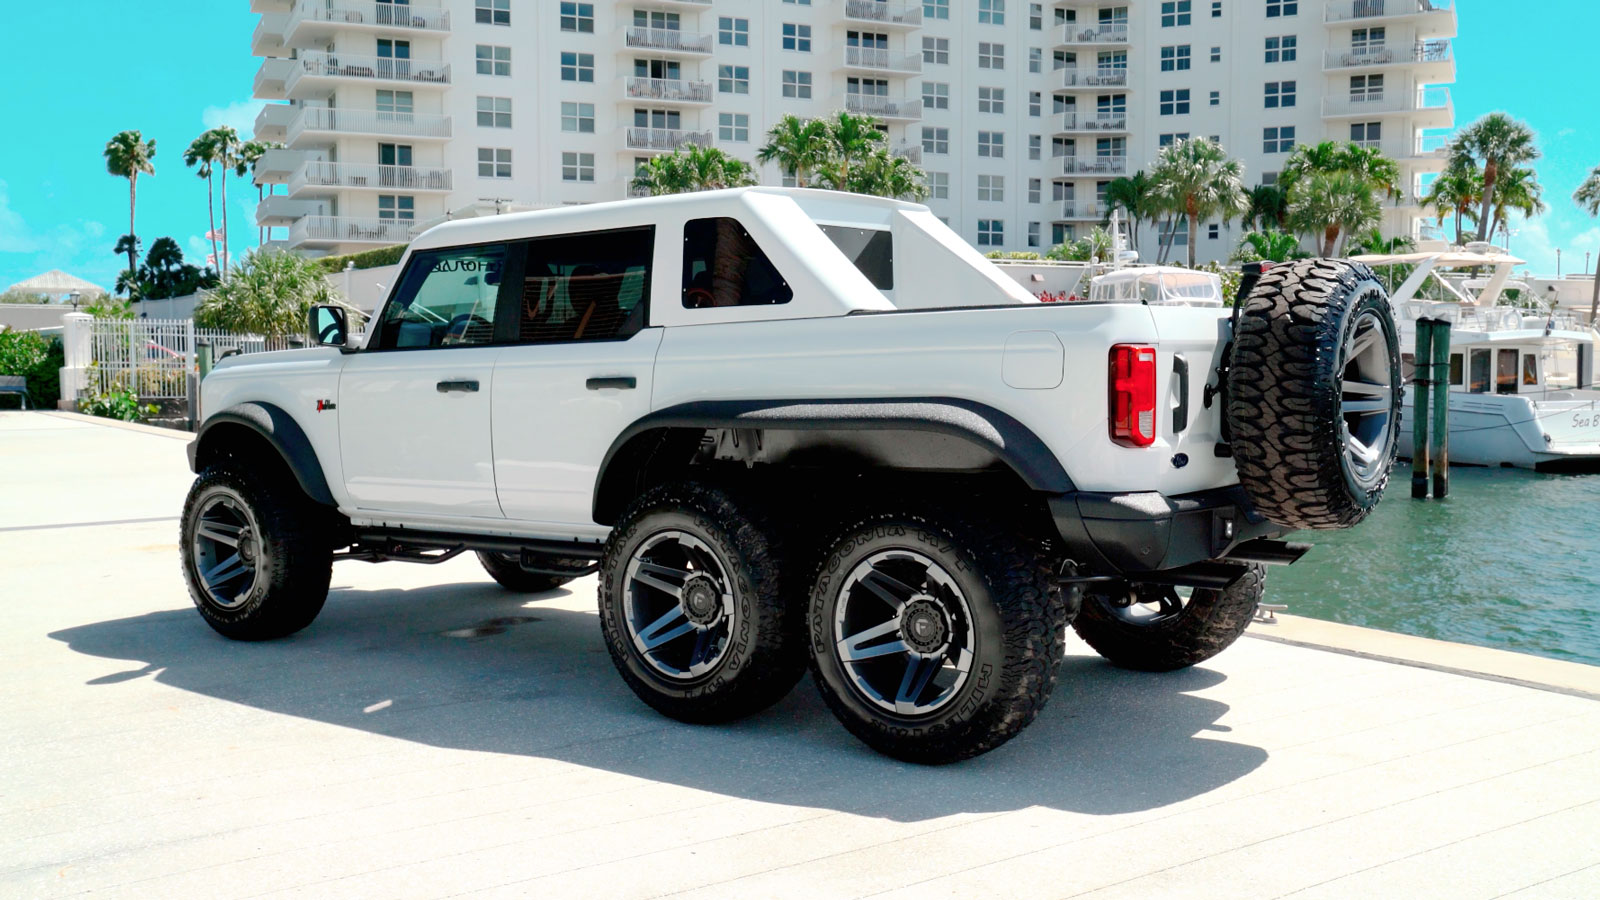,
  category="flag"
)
[206,254,218,269]
[205,228,226,242]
